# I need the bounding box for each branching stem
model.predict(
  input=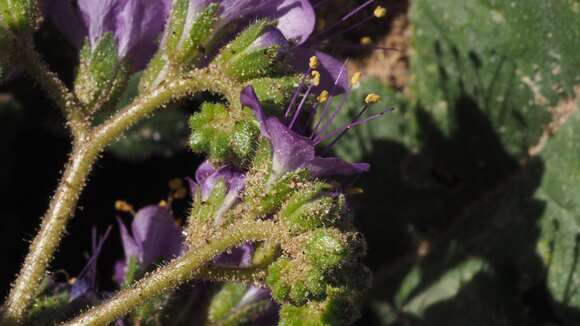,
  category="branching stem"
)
[1,66,243,324]
[63,221,285,326]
